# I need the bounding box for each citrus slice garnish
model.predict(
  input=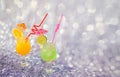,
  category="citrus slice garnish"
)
[17,23,27,30]
[37,35,47,45]
[12,28,23,39]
